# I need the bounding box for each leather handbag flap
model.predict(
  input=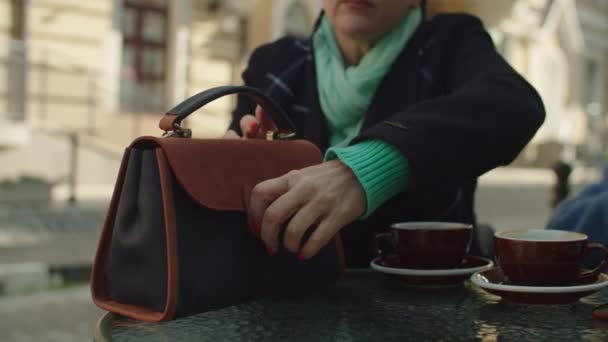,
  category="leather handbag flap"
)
[130,136,323,211]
